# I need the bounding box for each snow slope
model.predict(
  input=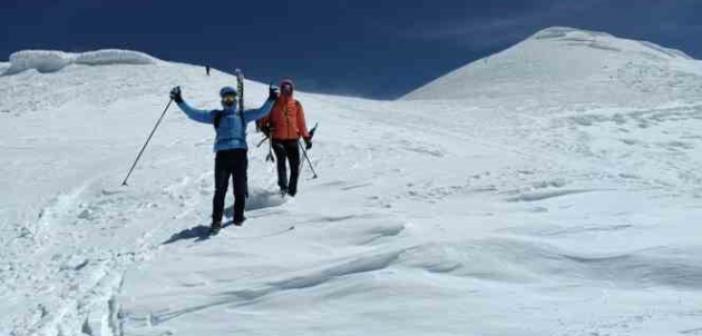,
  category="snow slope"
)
[405,27,702,106]
[2,34,702,336]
